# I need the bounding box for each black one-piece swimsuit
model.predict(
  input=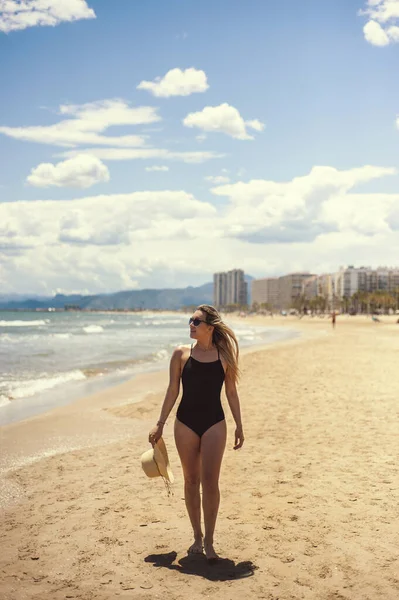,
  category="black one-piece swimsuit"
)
[176,344,225,438]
